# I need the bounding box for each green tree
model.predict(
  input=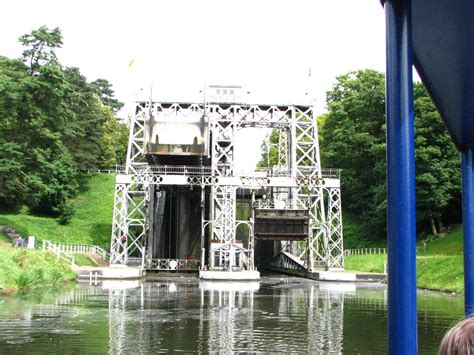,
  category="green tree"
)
[257,130,279,168]
[97,106,129,167]
[320,69,461,240]
[0,57,32,205]
[91,78,124,113]
[0,55,77,215]
[19,25,62,73]
[0,26,127,223]
[61,67,108,169]
[114,120,129,165]
[413,83,461,235]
